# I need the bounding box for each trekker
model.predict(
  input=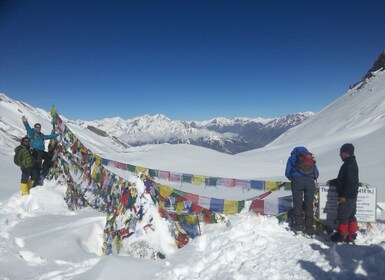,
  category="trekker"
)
[285,146,319,235]
[327,143,359,243]
[22,115,58,185]
[15,136,38,195]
